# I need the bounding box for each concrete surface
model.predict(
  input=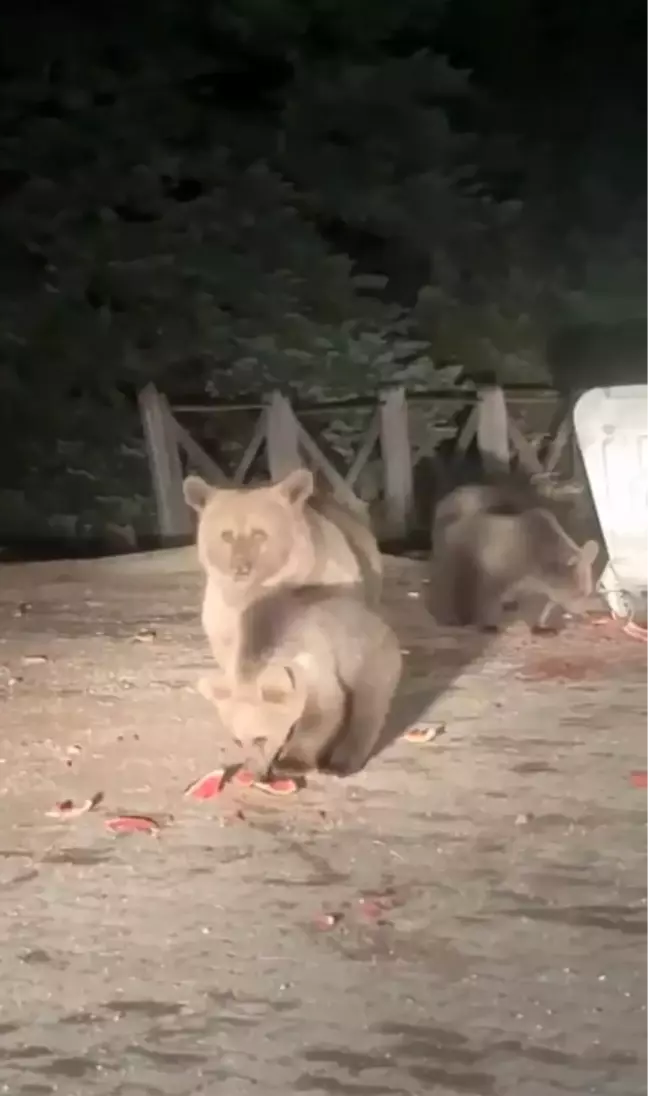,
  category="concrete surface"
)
[0,550,645,1096]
